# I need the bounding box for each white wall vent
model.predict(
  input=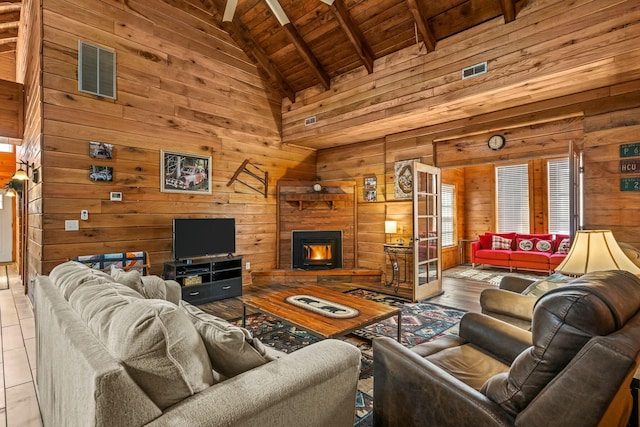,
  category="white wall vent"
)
[78,41,116,99]
[304,116,317,126]
[461,61,487,80]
